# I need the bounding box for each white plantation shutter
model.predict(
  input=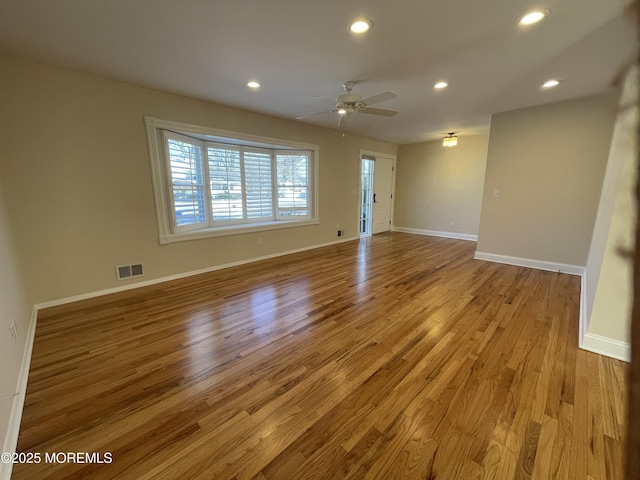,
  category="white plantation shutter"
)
[207,145,274,224]
[164,132,208,231]
[243,148,274,221]
[207,145,243,223]
[276,151,310,218]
